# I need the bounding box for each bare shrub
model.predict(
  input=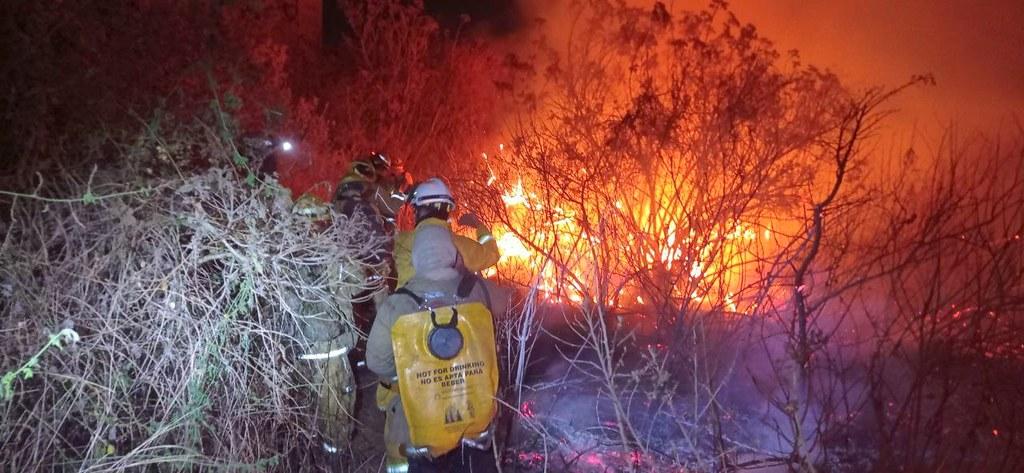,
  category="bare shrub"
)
[0,136,386,471]
[850,134,1024,472]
